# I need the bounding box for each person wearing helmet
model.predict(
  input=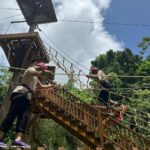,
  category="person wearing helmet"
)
[86,67,117,111]
[0,62,53,149]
